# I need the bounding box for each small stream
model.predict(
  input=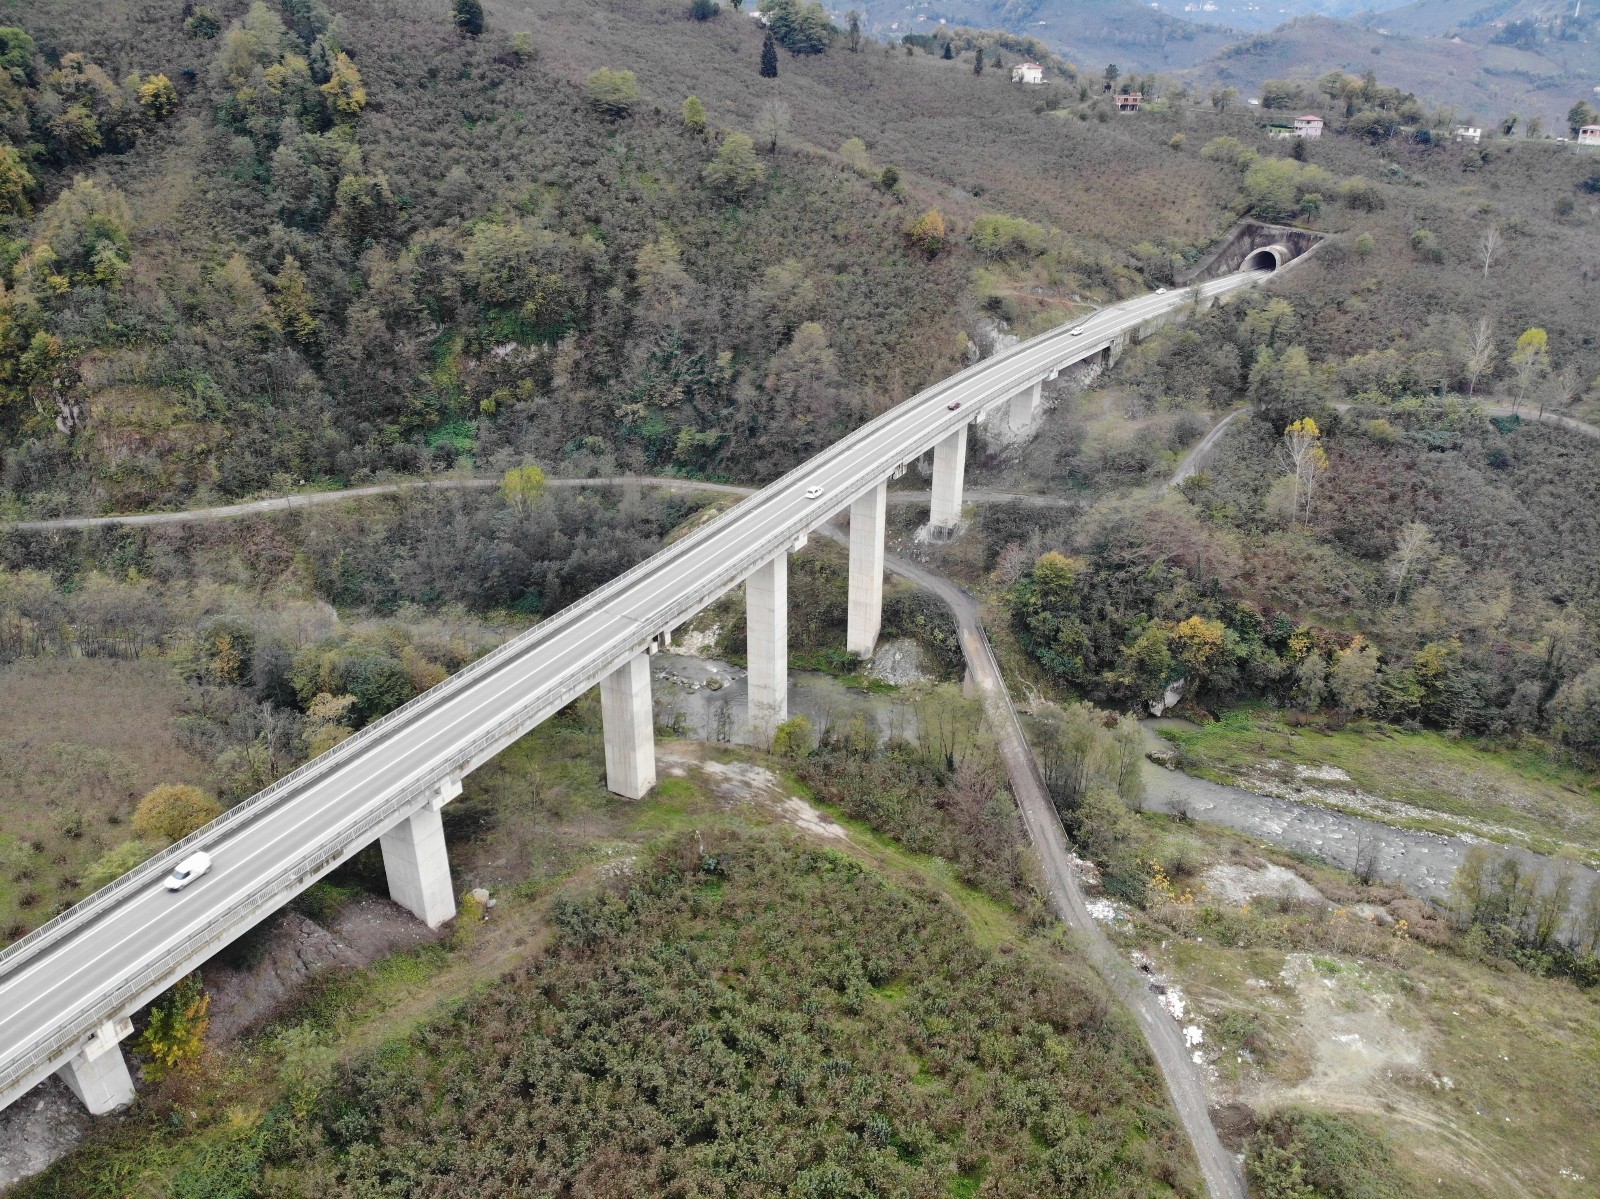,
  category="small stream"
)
[1137,720,1600,921]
